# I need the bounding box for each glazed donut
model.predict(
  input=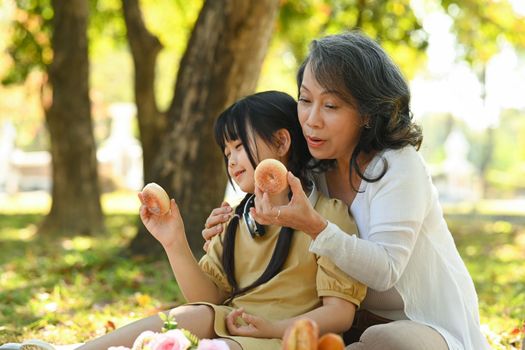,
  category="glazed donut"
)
[141,182,170,215]
[254,158,288,194]
[282,318,318,350]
